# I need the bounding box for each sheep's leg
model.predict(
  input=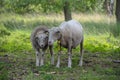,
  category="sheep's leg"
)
[49,46,54,65]
[56,52,60,68]
[68,41,72,68]
[68,49,72,68]
[56,45,61,68]
[40,50,45,66]
[79,40,84,66]
[51,54,54,65]
[36,51,40,66]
